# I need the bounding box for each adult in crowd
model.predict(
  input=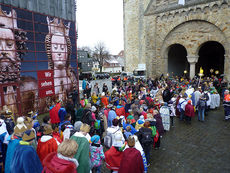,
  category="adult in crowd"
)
[43,139,79,173]
[118,136,144,173]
